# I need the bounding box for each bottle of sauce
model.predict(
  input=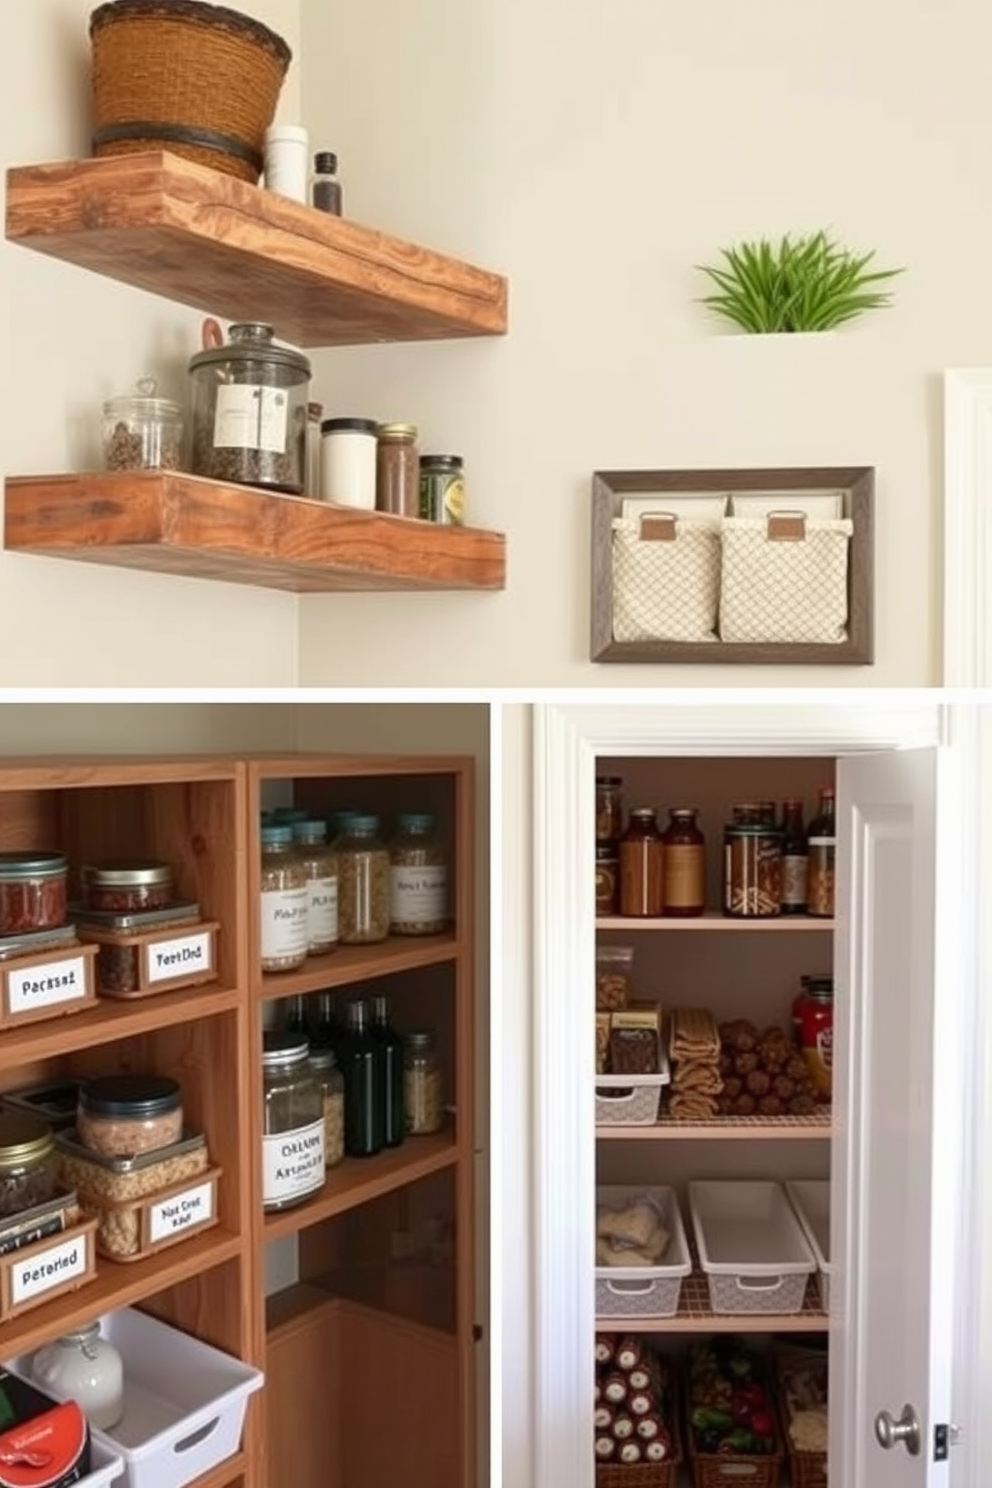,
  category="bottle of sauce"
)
[780,798,808,916]
[661,808,705,917]
[338,999,384,1157]
[372,993,406,1148]
[619,808,664,917]
[800,975,834,1101]
[806,787,836,918]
